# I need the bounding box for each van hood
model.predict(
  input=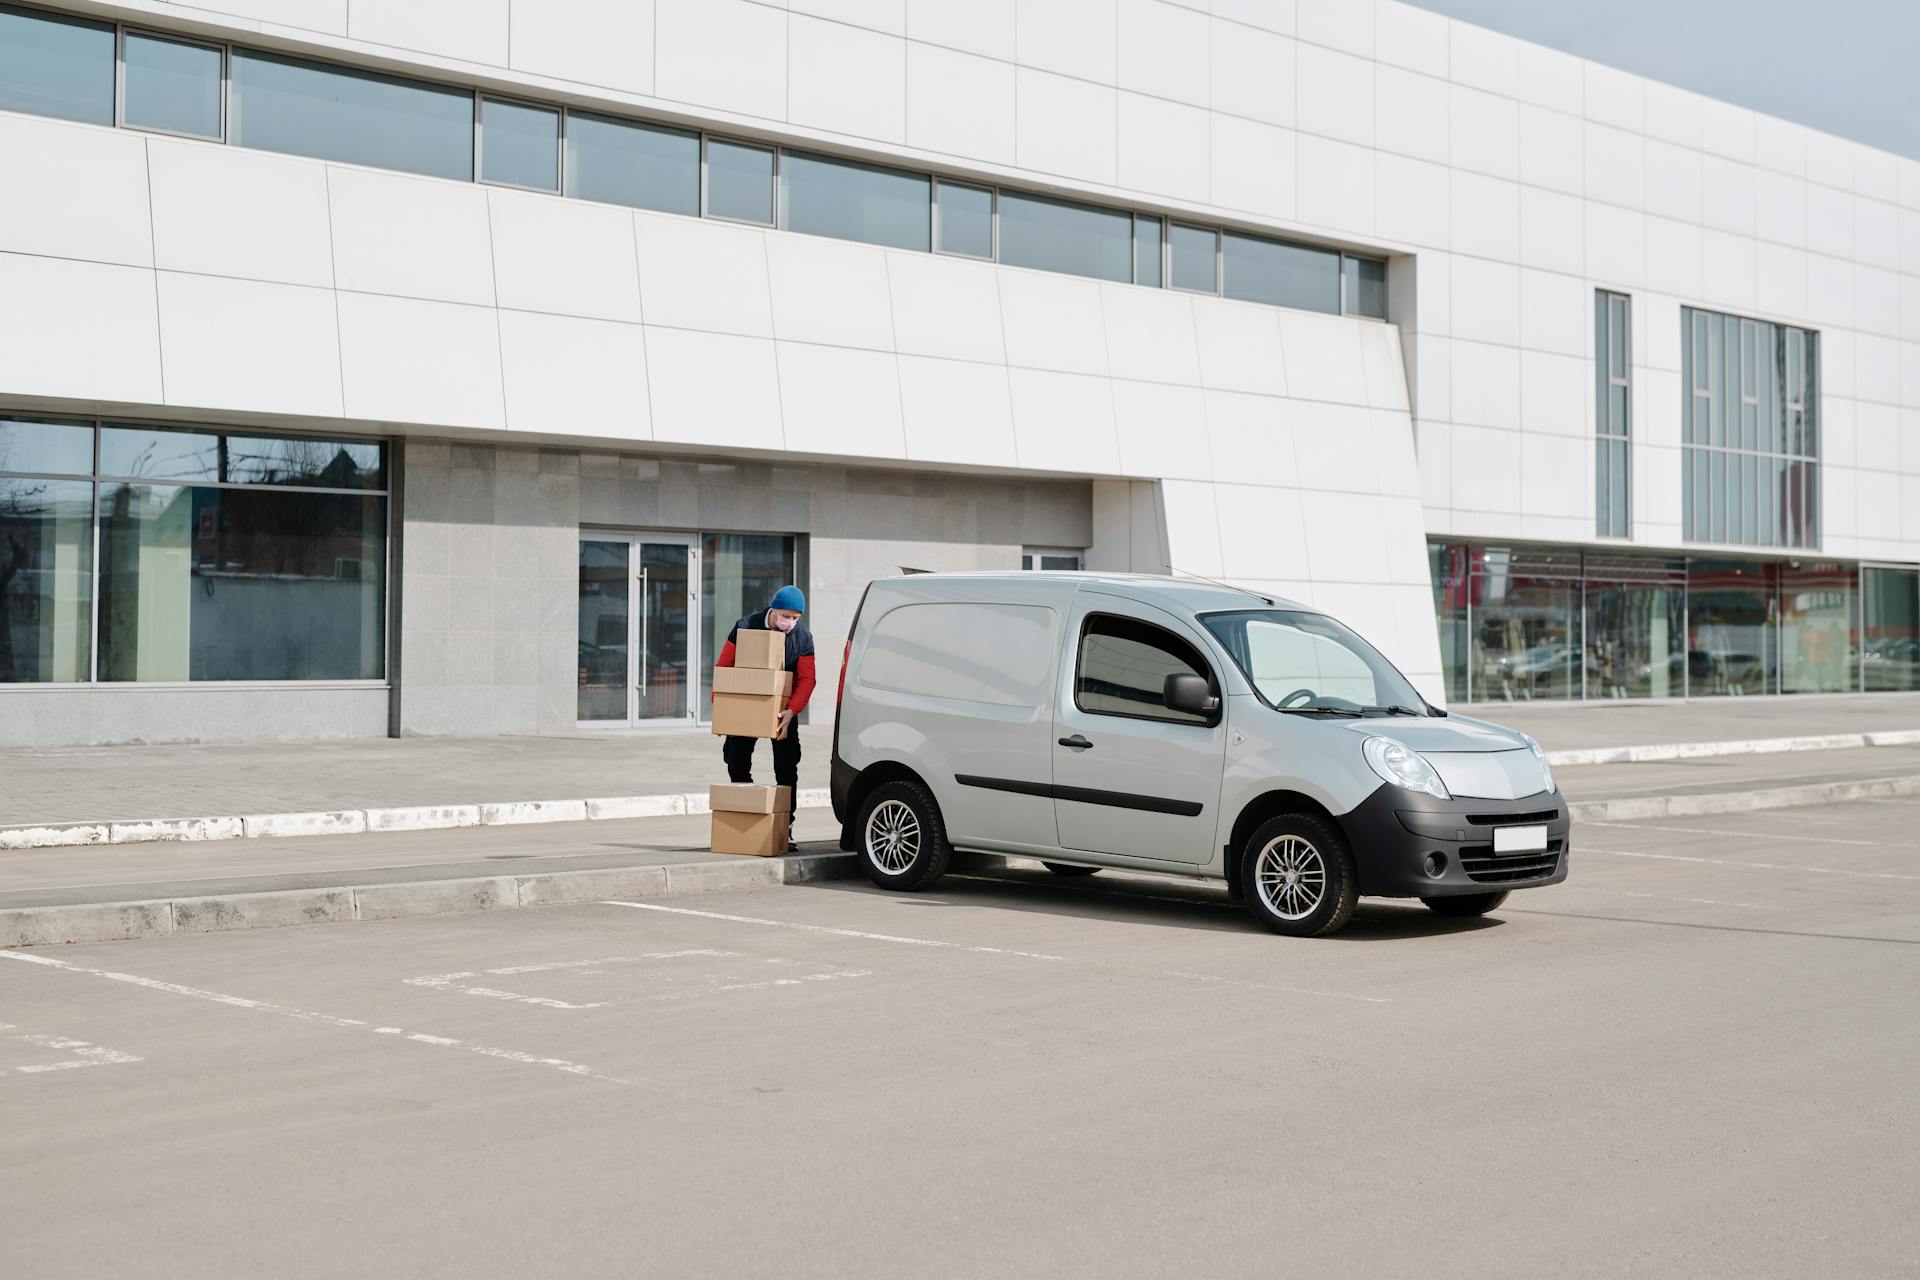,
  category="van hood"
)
[1331,715,1525,754]
[1333,715,1550,801]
